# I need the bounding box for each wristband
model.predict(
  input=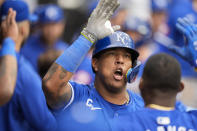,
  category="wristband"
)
[0,37,16,57]
[81,28,97,44]
[55,35,93,73]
